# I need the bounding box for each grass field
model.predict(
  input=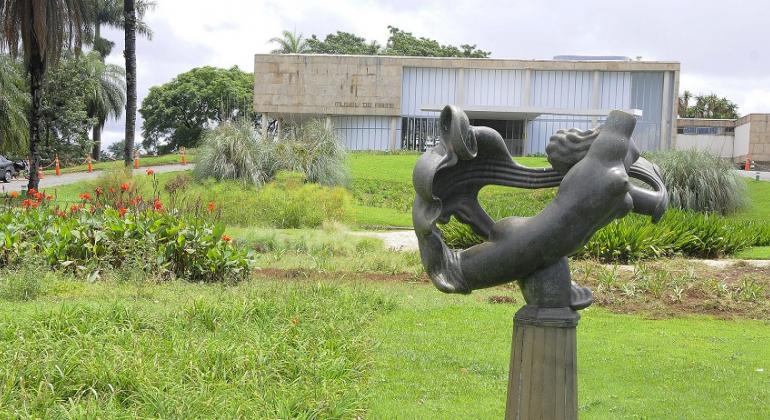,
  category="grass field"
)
[43,152,196,175]
[1,266,768,418]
